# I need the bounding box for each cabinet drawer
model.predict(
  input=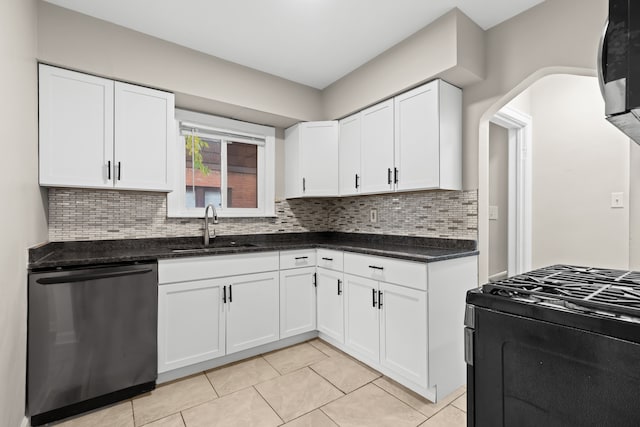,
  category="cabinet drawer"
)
[280,250,317,270]
[343,252,427,291]
[159,252,279,284]
[317,249,344,271]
